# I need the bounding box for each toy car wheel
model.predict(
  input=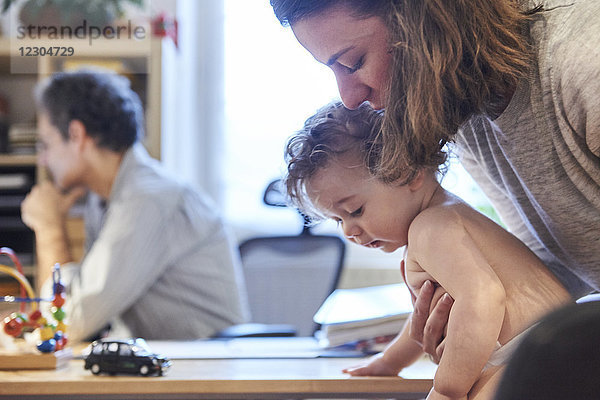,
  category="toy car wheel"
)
[90,364,101,375]
[139,364,150,376]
